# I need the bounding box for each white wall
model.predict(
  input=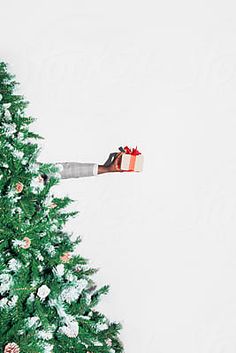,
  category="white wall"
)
[1,1,236,352]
